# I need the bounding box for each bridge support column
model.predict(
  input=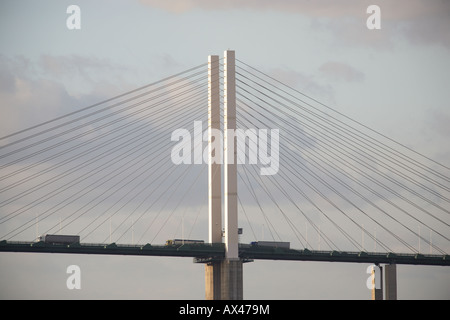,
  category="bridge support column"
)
[205,258,244,300]
[384,264,397,300]
[224,49,238,261]
[370,264,397,300]
[221,259,243,300]
[208,54,222,245]
[205,261,222,300]
[205,55,222,300]
[222,50,243,300]
[371,264,383,300]
[205,50,243,300]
